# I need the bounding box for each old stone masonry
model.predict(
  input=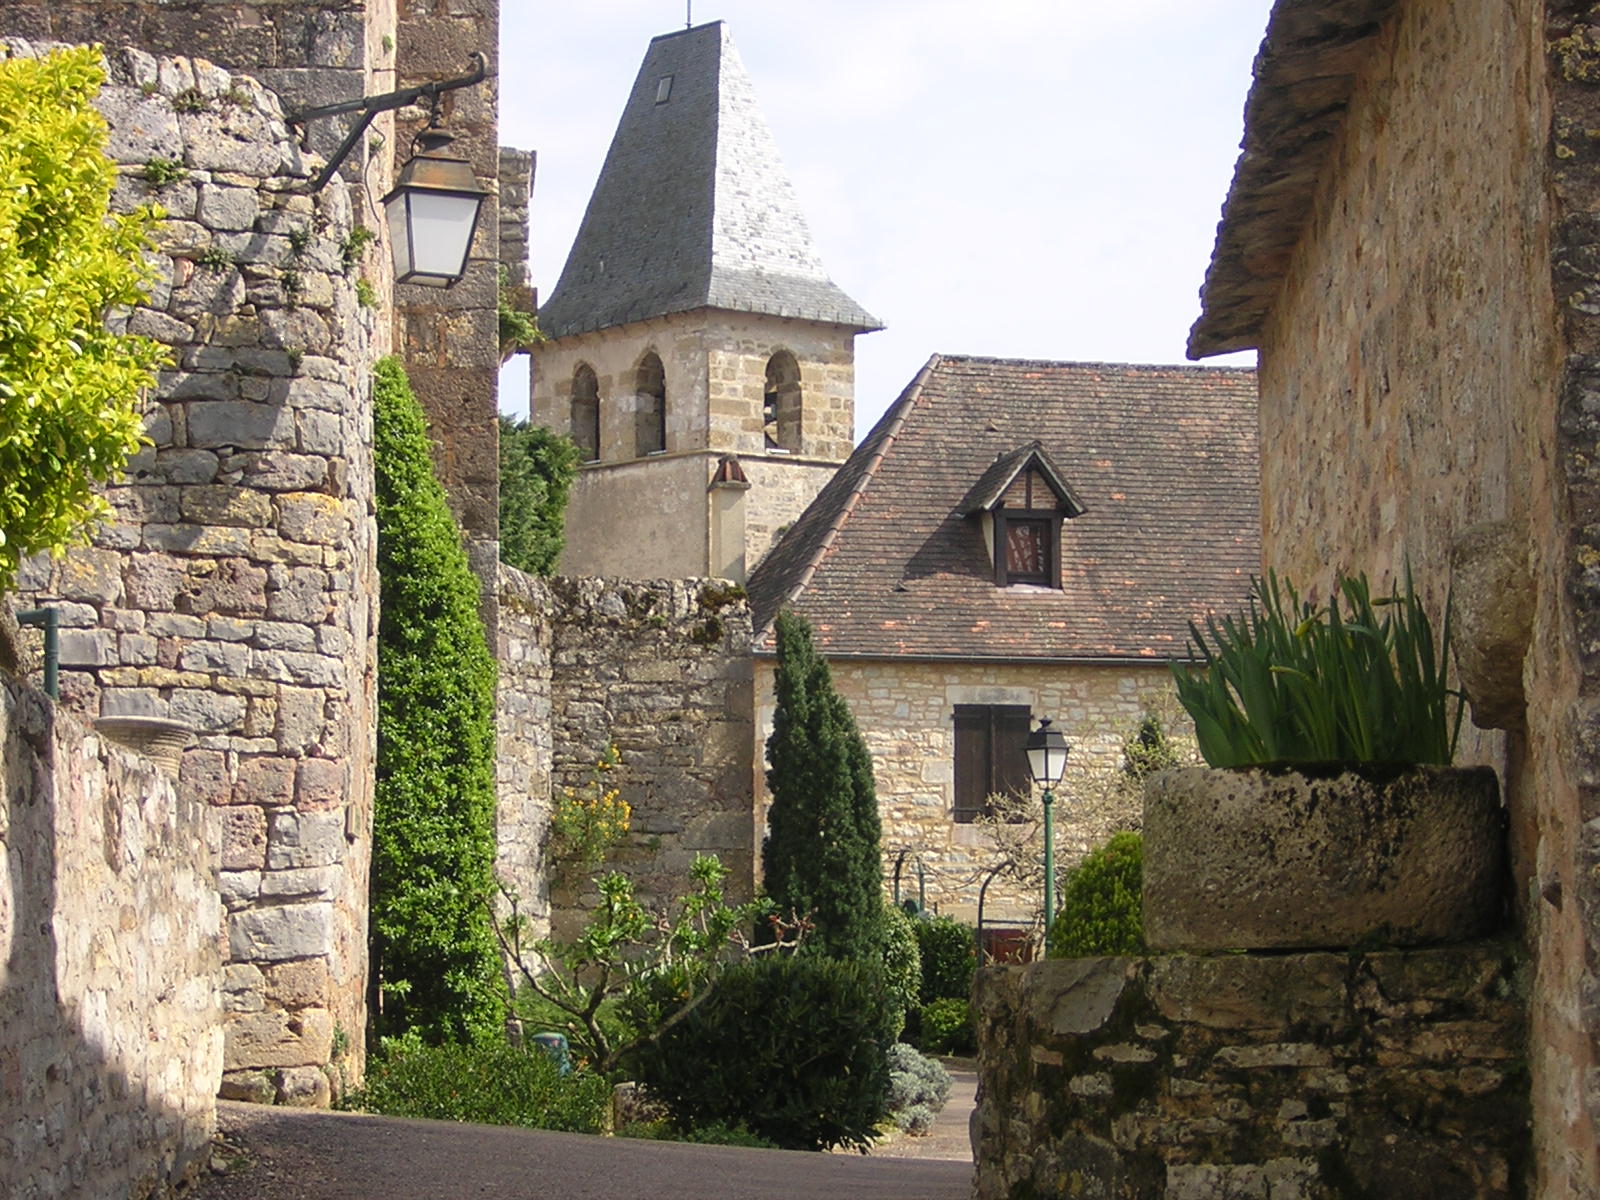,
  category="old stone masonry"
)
[7,40,380,1107]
